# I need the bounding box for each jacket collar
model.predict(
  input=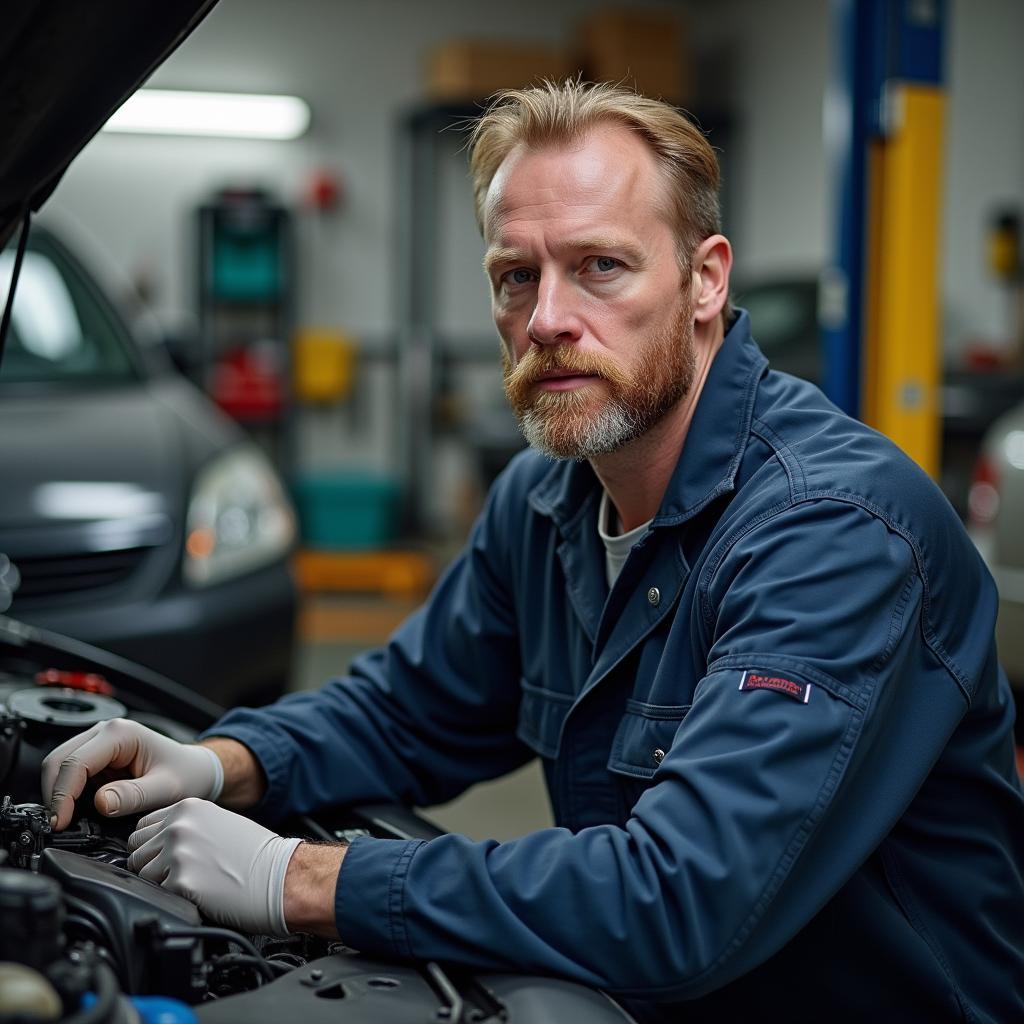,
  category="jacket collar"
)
[528,309,766,530]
